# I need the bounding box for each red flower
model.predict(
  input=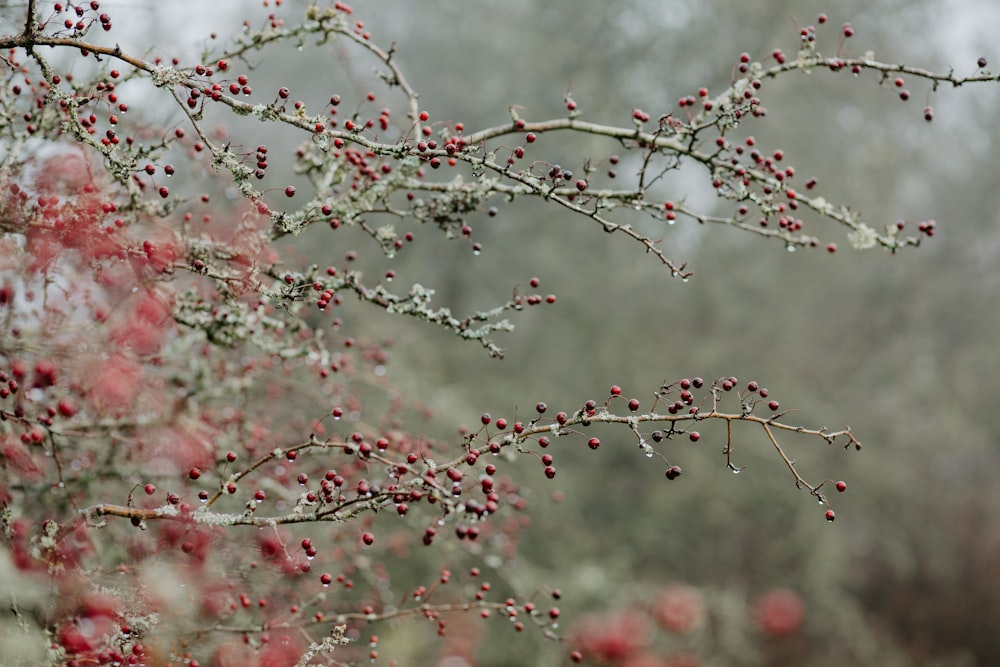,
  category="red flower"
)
[573,609,652,663]
[653,584,706,634]
[754,588,806,636]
